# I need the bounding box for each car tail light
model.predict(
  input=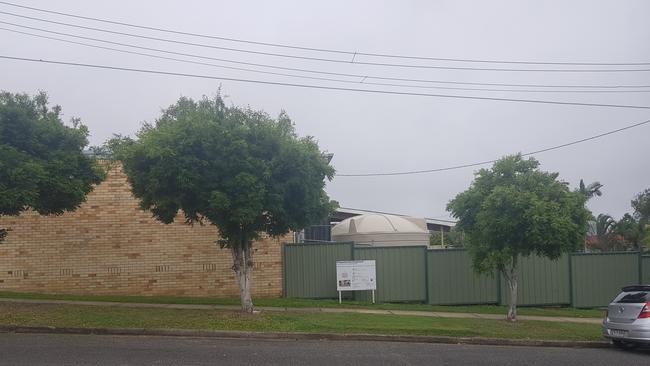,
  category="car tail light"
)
[639,302,650,319]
